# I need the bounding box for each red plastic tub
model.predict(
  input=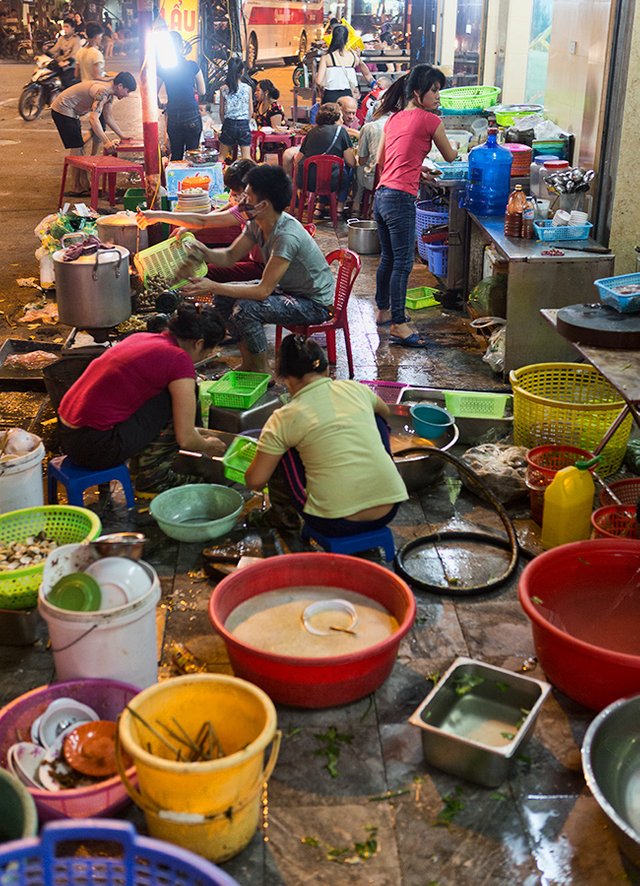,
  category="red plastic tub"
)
[209,553,416,708]
[518,539,640,710]
[0,678,138,821]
